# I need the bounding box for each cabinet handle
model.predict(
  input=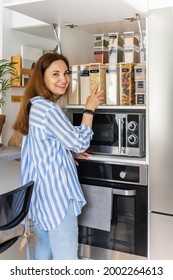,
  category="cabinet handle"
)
[112,189,136,196]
